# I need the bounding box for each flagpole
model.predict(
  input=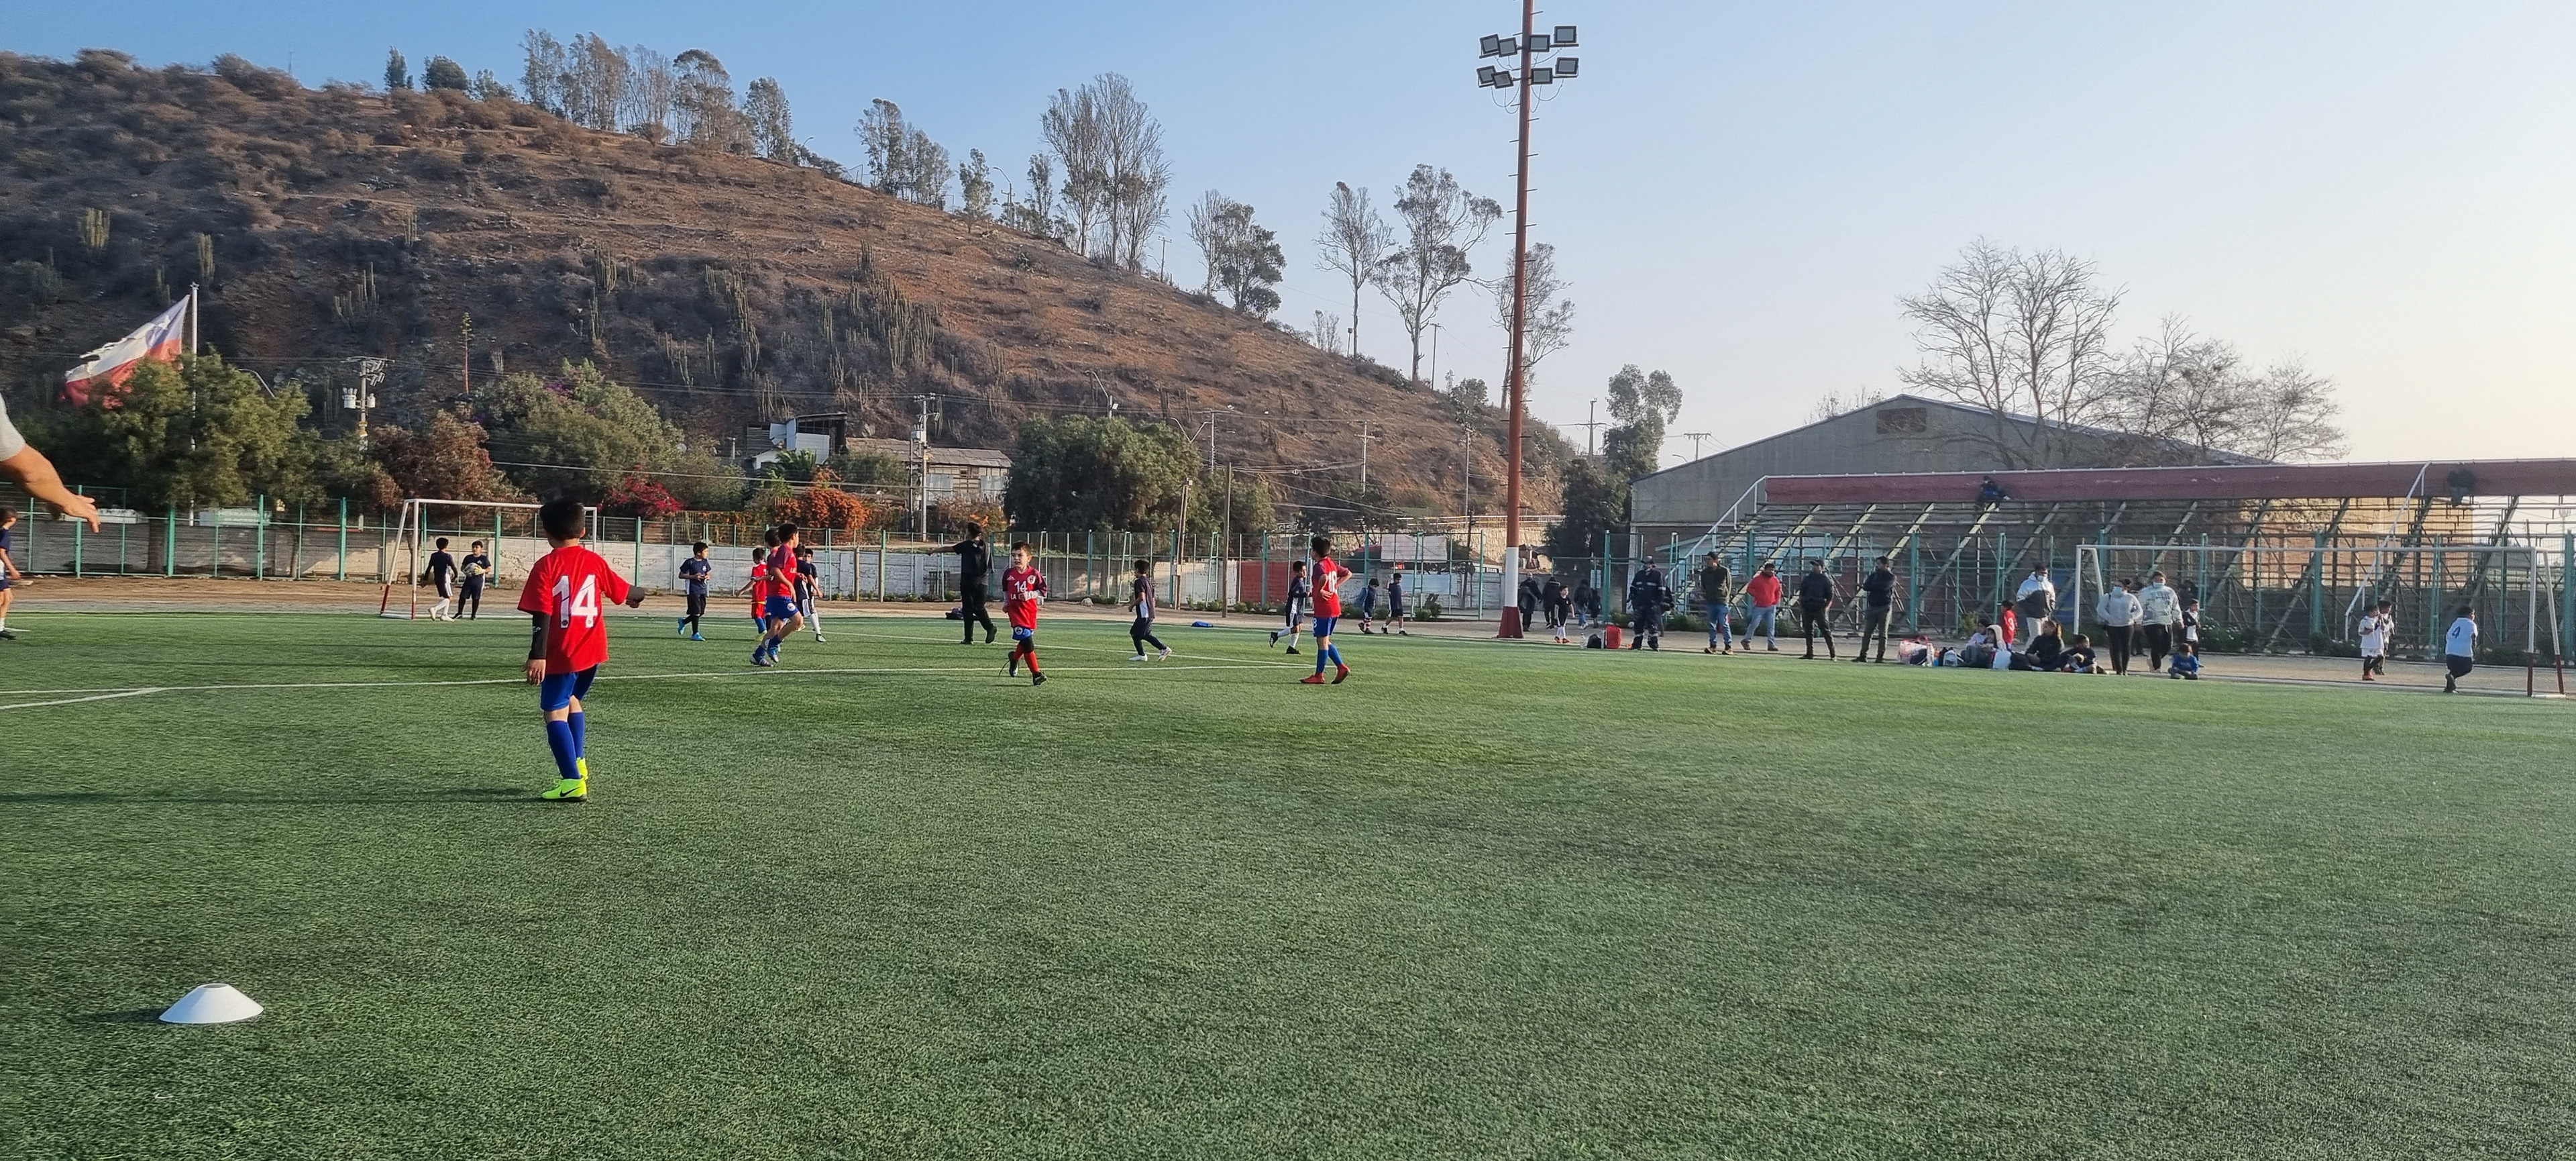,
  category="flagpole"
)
[188,284,200,356]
